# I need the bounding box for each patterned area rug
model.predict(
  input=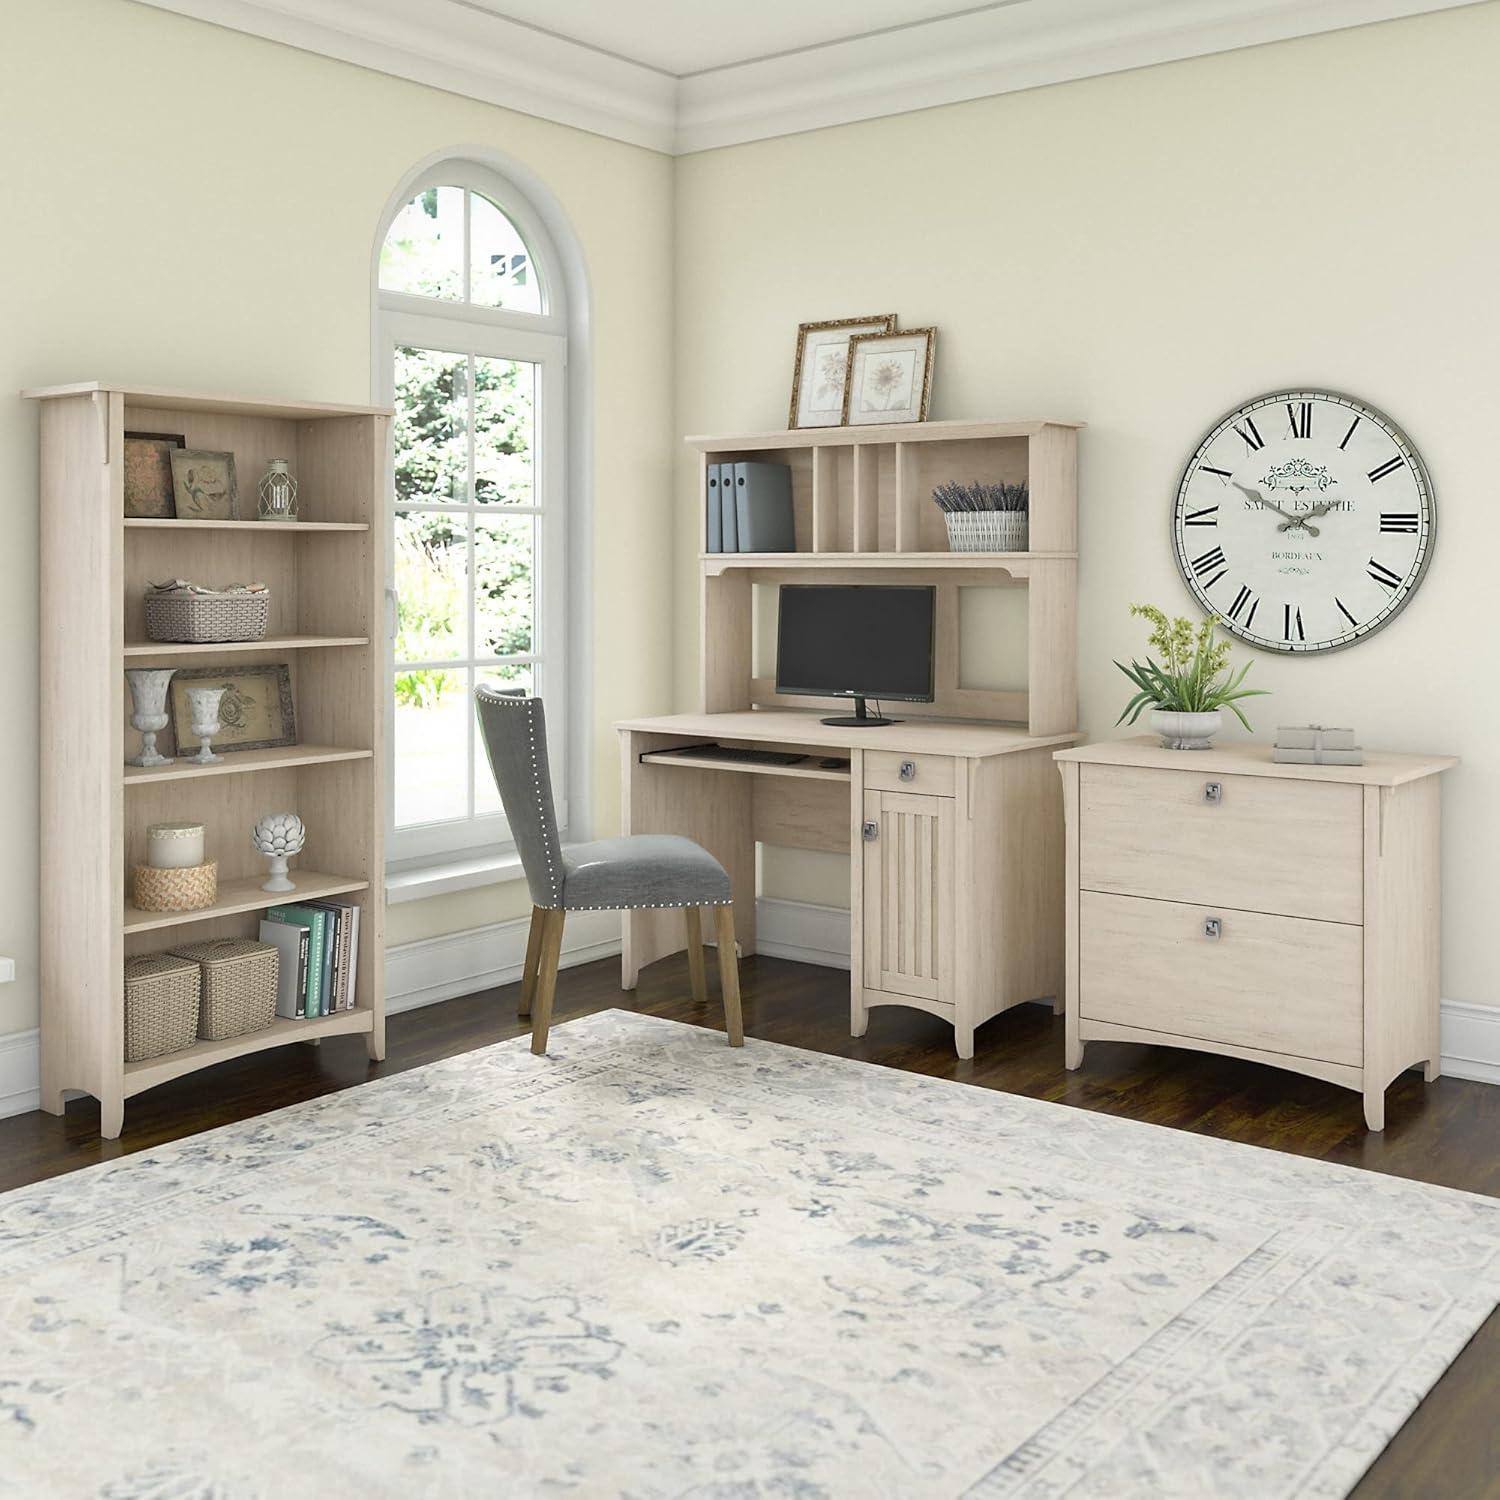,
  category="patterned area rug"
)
[1,1011,1496,1499]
